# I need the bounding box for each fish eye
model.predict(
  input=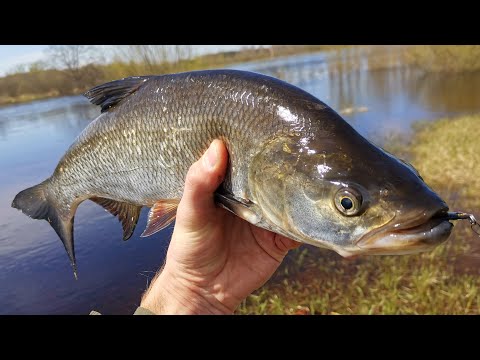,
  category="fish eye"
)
[341,197,353,210]
[334,187,362,216]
